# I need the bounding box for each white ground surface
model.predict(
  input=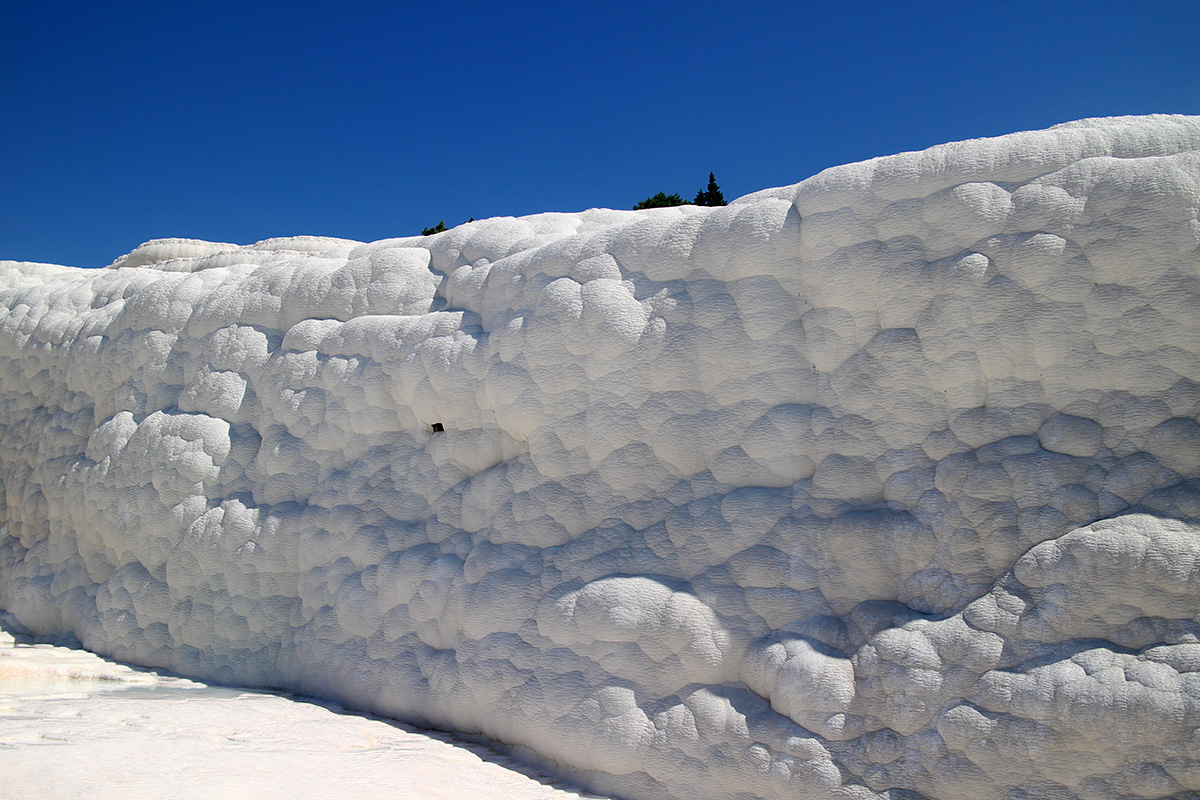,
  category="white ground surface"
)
[0,625,603,800]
